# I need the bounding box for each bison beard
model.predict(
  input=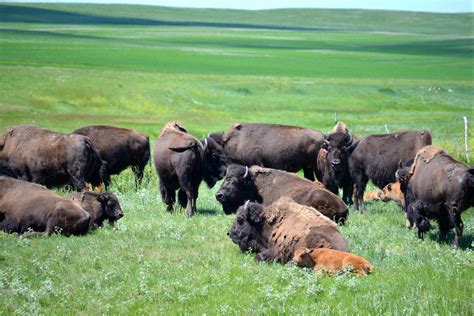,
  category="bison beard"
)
[228,198,349,264]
